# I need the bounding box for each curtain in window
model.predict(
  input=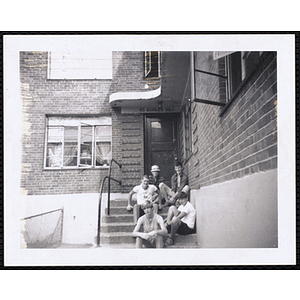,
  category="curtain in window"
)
[47,144,78,167]
[96,142,112,165]
[64,126,78,166]
[63,145,78,166]
[47,145,63,167]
